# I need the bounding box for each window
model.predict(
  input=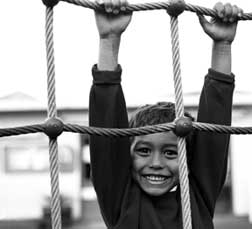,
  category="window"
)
[5,145,74,173]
